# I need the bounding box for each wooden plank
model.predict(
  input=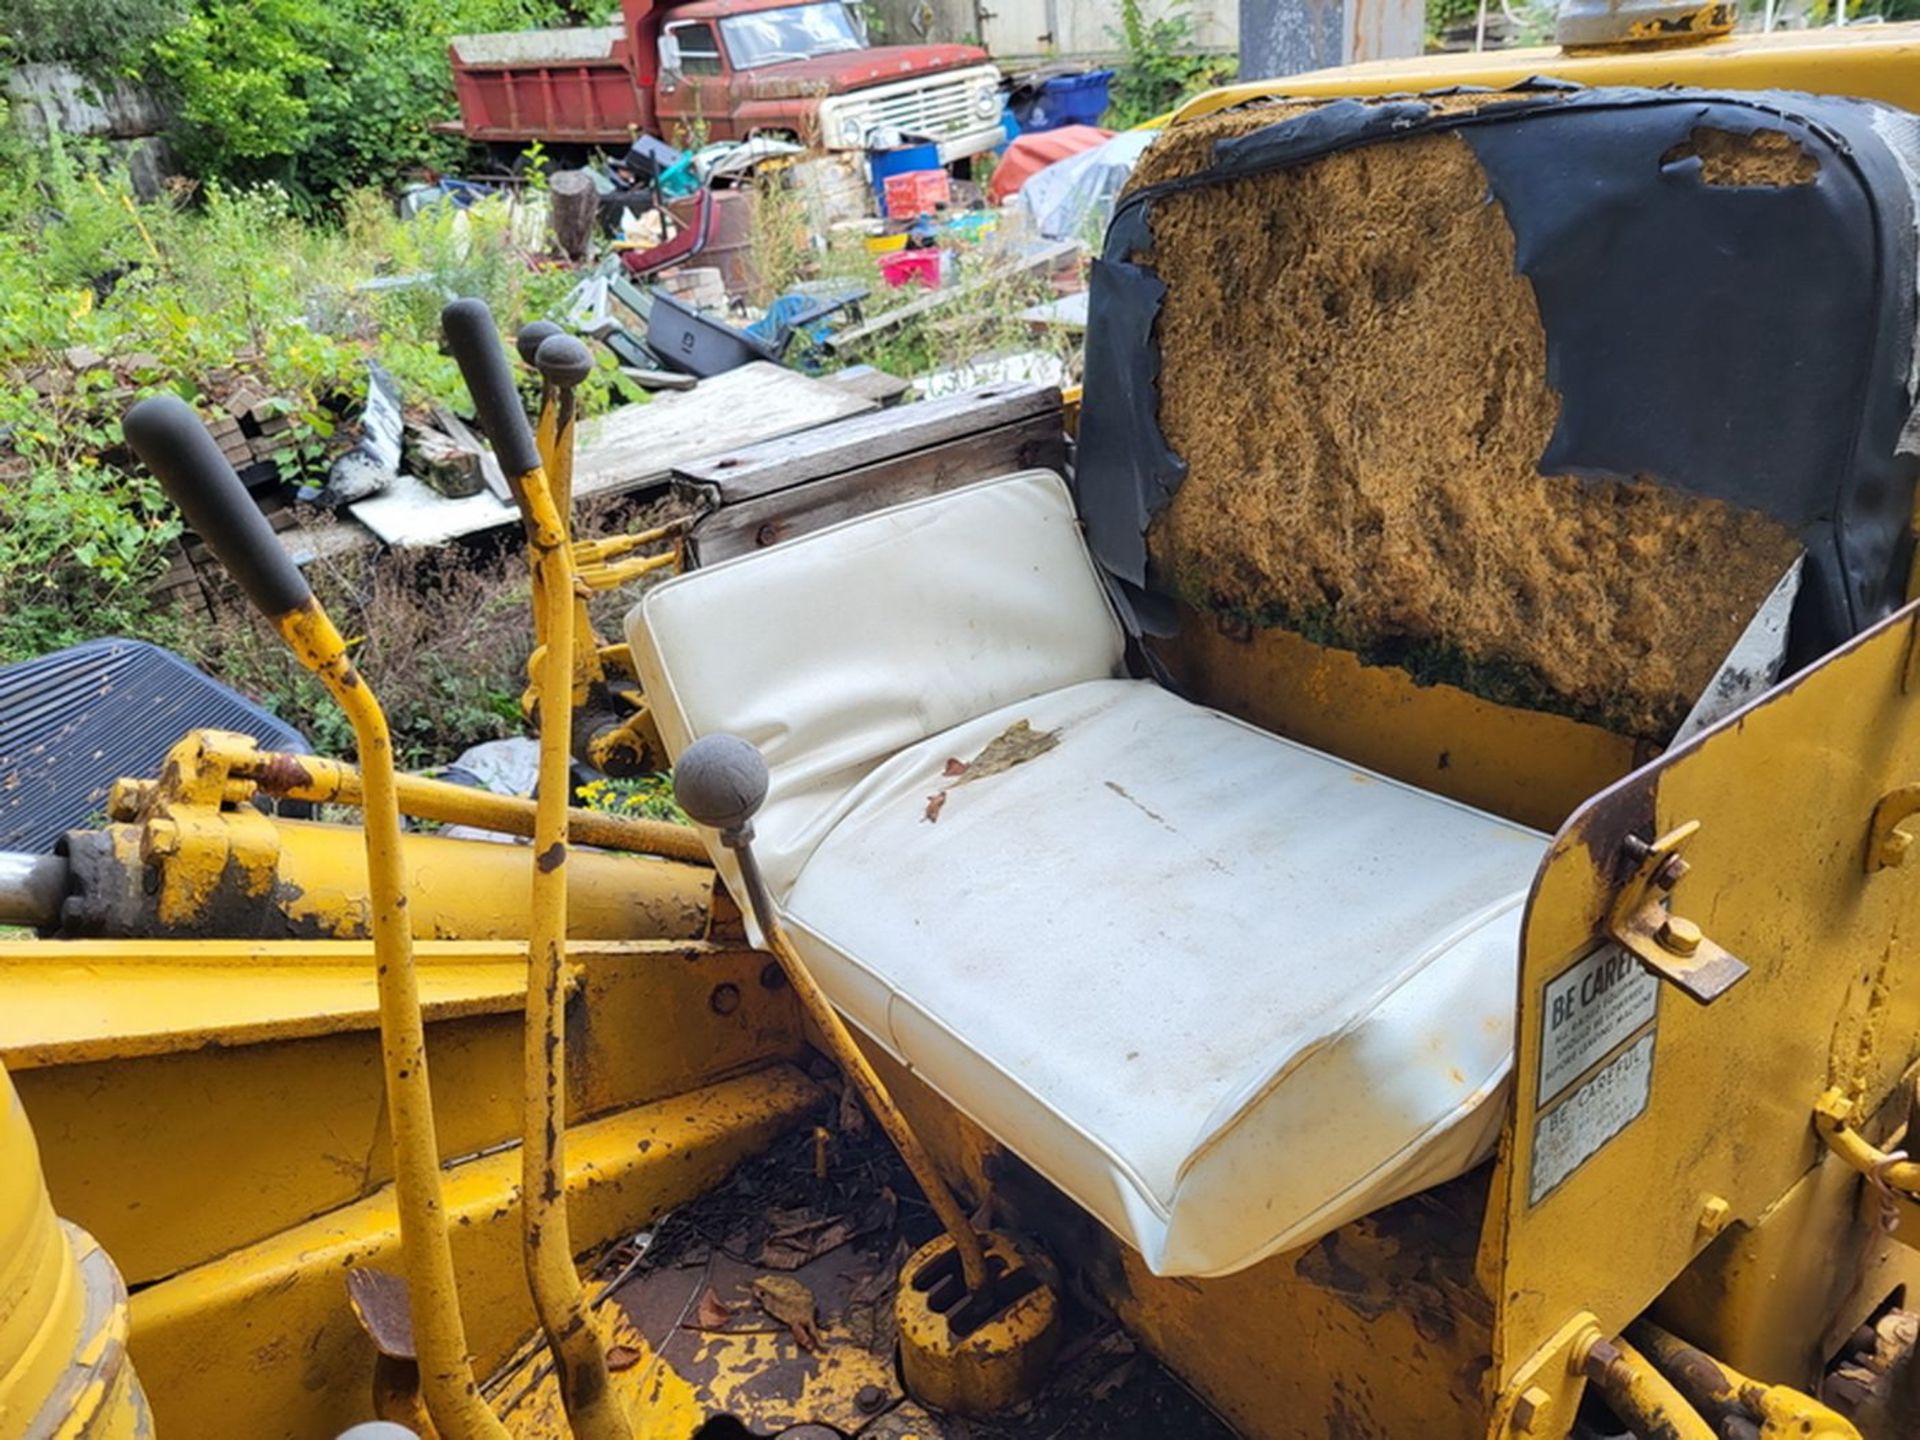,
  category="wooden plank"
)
[346,364,874,547]
[674,381,1062,505]
[687,411,1067,565]
[821,241,1082,353]
[822,365,913,407]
